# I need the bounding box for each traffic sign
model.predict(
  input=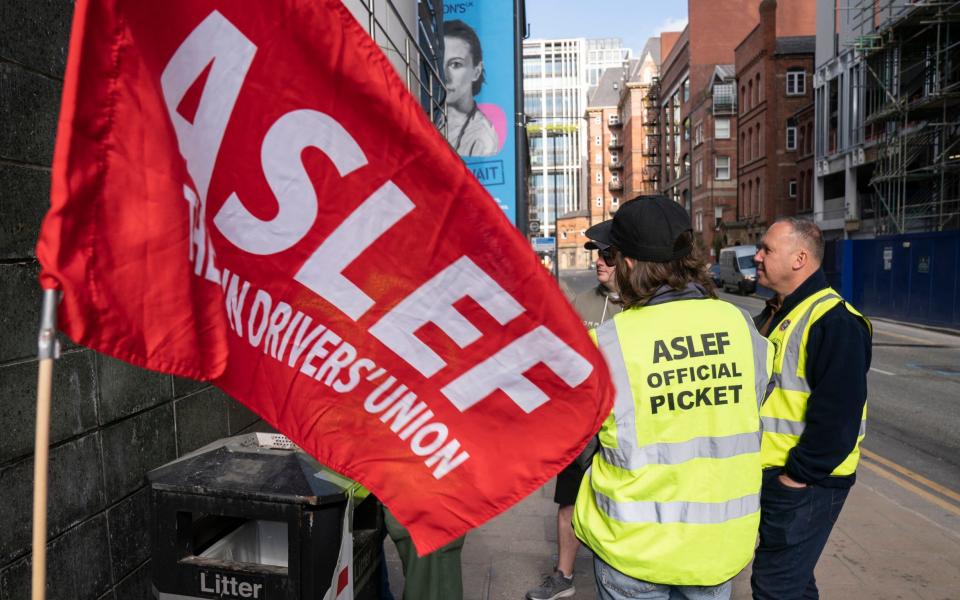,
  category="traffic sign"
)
[532,237,556,253]
[528,220,541,234]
